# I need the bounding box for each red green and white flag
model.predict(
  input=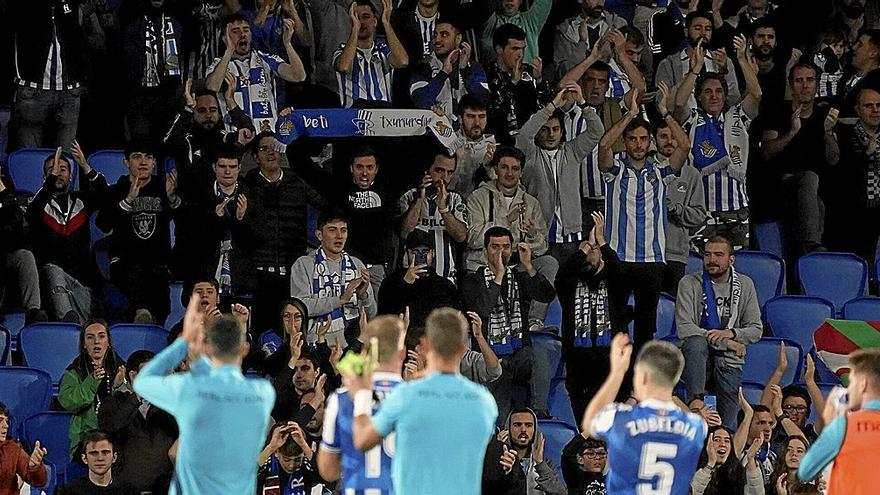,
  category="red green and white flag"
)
[814,319,880,385]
